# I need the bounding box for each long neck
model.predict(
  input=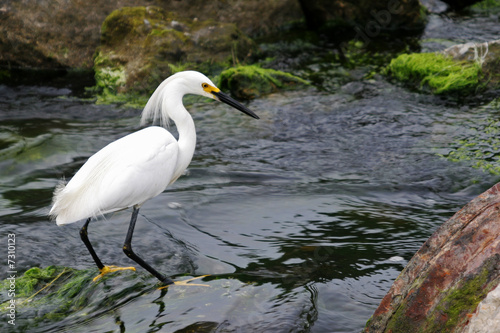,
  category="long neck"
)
[165,96,196,183]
